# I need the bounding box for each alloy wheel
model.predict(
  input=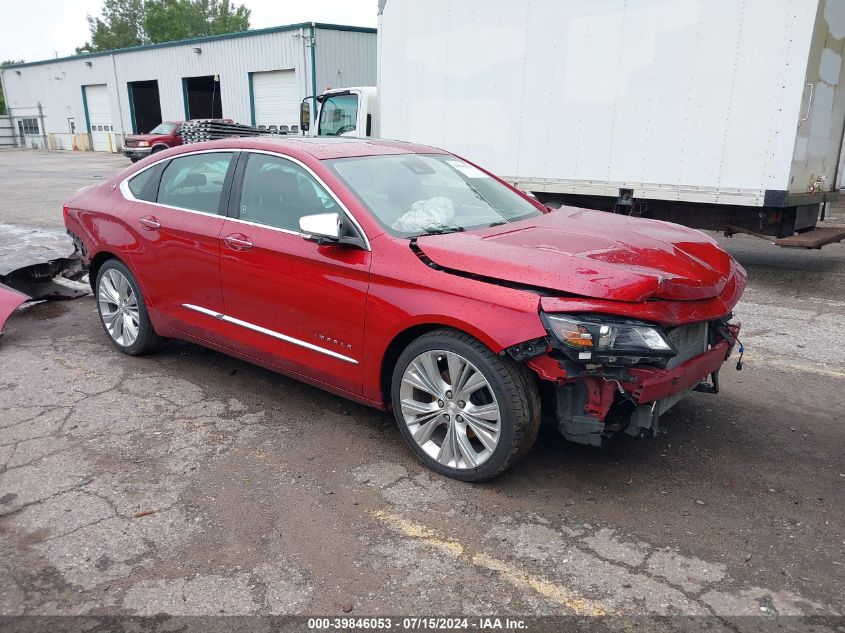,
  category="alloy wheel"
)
[399,349,501,469]
[98,269,140,347]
